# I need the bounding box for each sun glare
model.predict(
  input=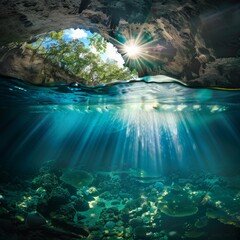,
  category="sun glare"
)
[110,28,162,72]
[124,41,141,59]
